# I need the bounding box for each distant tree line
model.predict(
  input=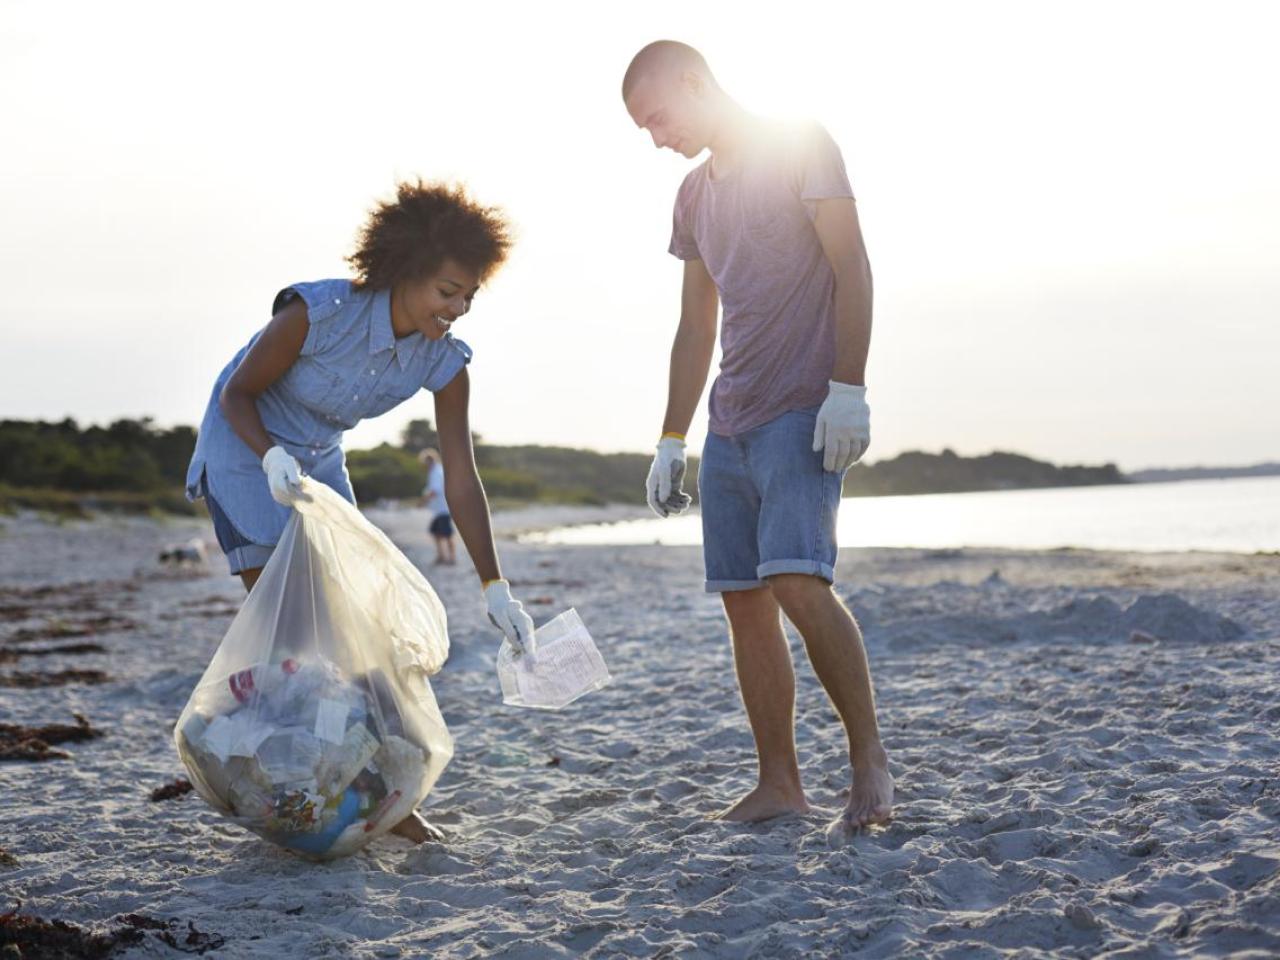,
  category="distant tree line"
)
[842,448,1126,496]
[346,419,677,505]
[0,418,195,491]
[0,418,198,514]
[0,417,1127,516]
